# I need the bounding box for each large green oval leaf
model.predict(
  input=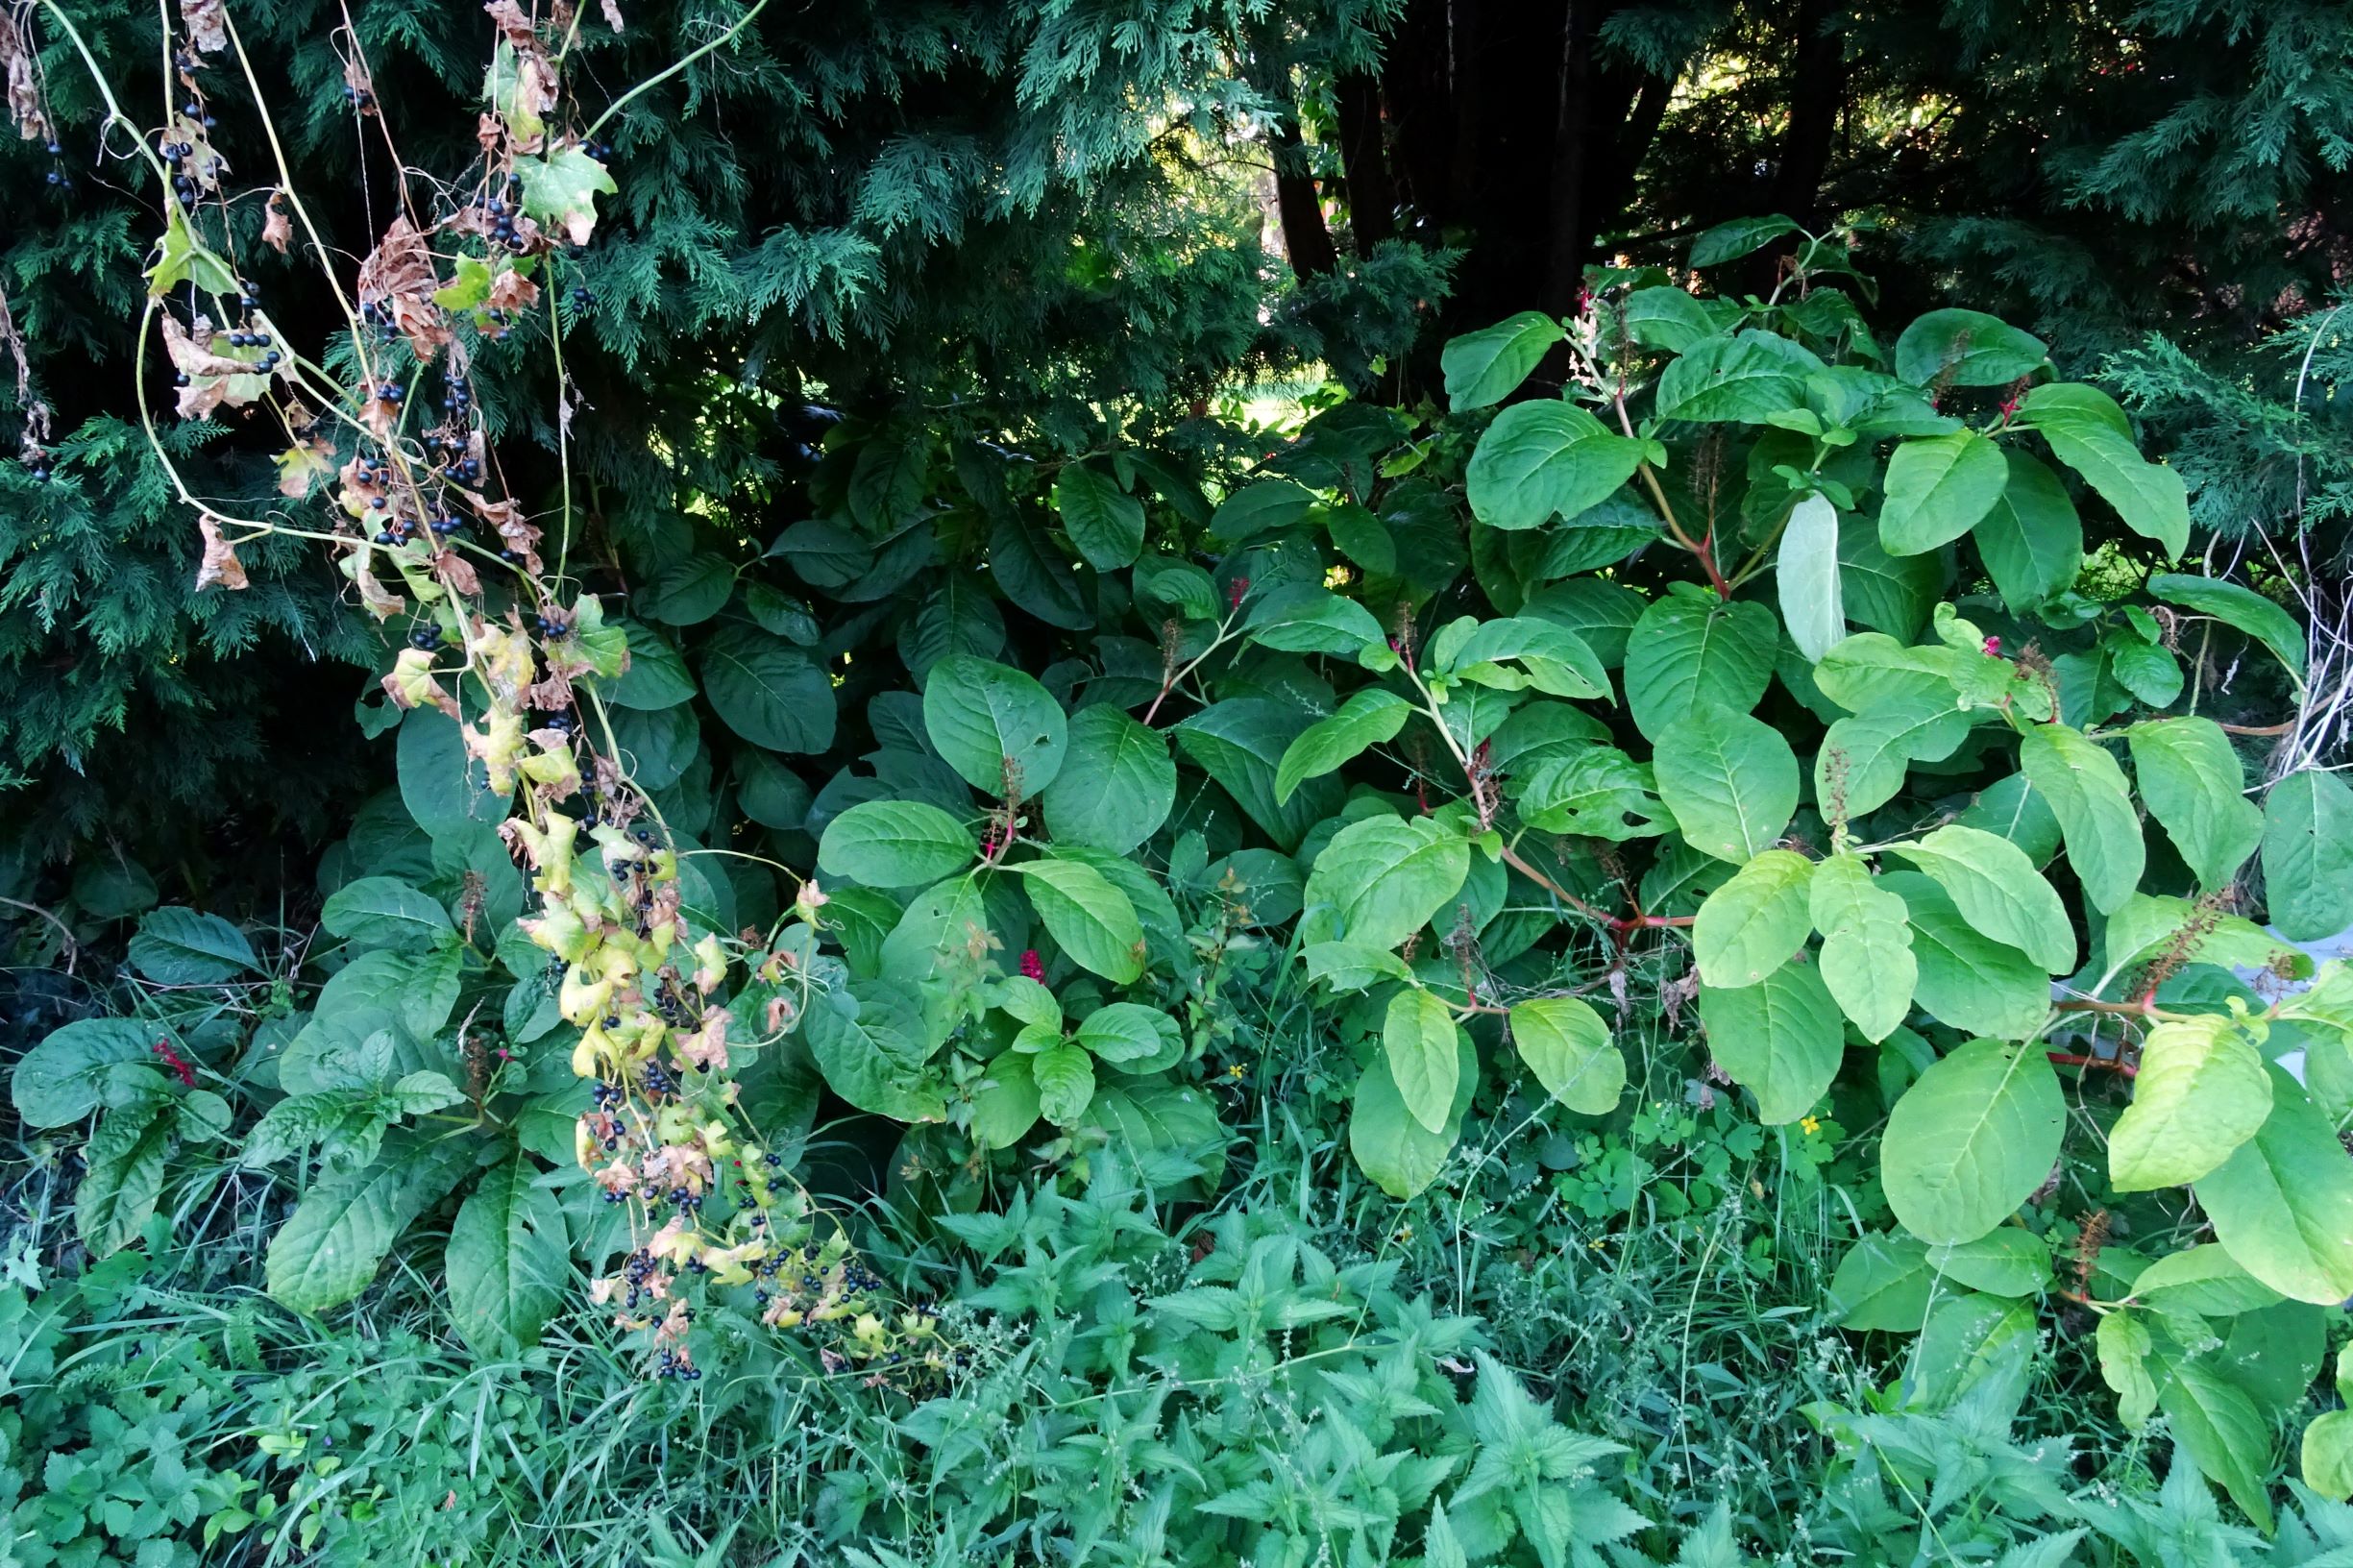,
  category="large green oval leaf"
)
[1654,705,1800,865]
[923,654,1068,797]
[1777,494,1846,661]
[2128,717,2262,893]
[1275,690,1411,805]
[1623,594,1777,740]
[266,1132,486,1313]
[2263,770,2353,941]
[1349,1039,1474,1199]
[1015,858,1144,983]
[1052,460,1145,571]
[1893,308,2048,387]
[2197,1064,2353,1305]
[1878,430,2007,556]
[1385,988,1463,1134]
[1883,871,2052,1040]
[1809,853,1916,1042]
[447,1154,570,1357]
[1698,958,1844,1123]
[818,800,977,890]
[2023,385,2189,557]
[1442,310,1566,412]
[700,624,837,754]
[803,979,948,1122]
[2018,723,2144,915]
[1042,704,1176,853]
[1301,815,1472,954]
[1882,1037,2064,1245]
[1507,996,1623,1115]
[1692,848,1814,988]
[2108,1017,2272,1192]
[1887,824,2077,974]
[11,1017,161,1127]
[1464,401,1644,530]
[1975,451,2082,612]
